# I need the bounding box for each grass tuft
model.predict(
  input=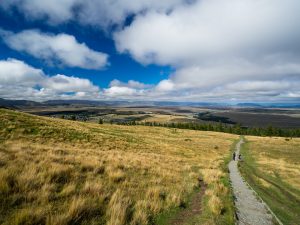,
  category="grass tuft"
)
[107,189,132,225]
